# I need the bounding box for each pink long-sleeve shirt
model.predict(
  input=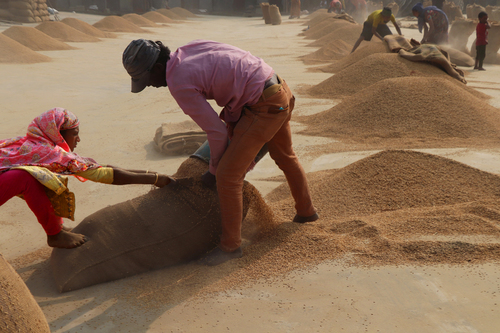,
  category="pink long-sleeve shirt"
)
[166,39,273,174]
